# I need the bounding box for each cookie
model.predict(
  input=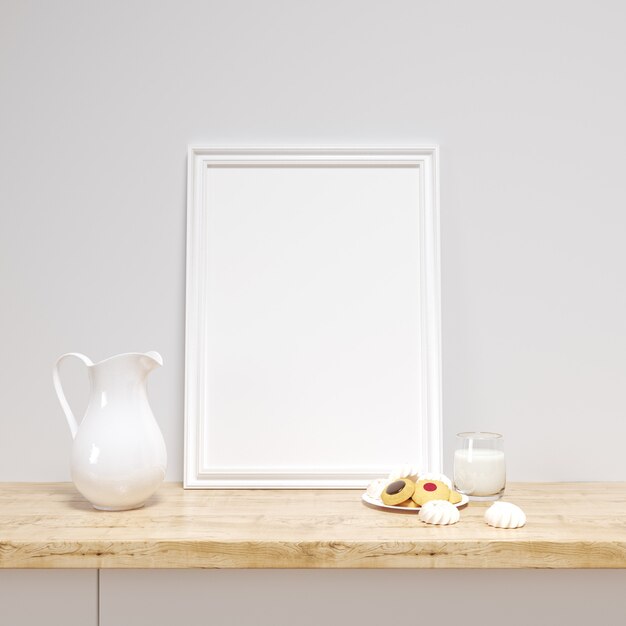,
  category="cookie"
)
[484,502,526,529]
[411,479,451,505]
[396,498,418,508]
[418,500,460,525]
[448,490,463,505]
[380,478,416,505]
[418,472,452,489]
